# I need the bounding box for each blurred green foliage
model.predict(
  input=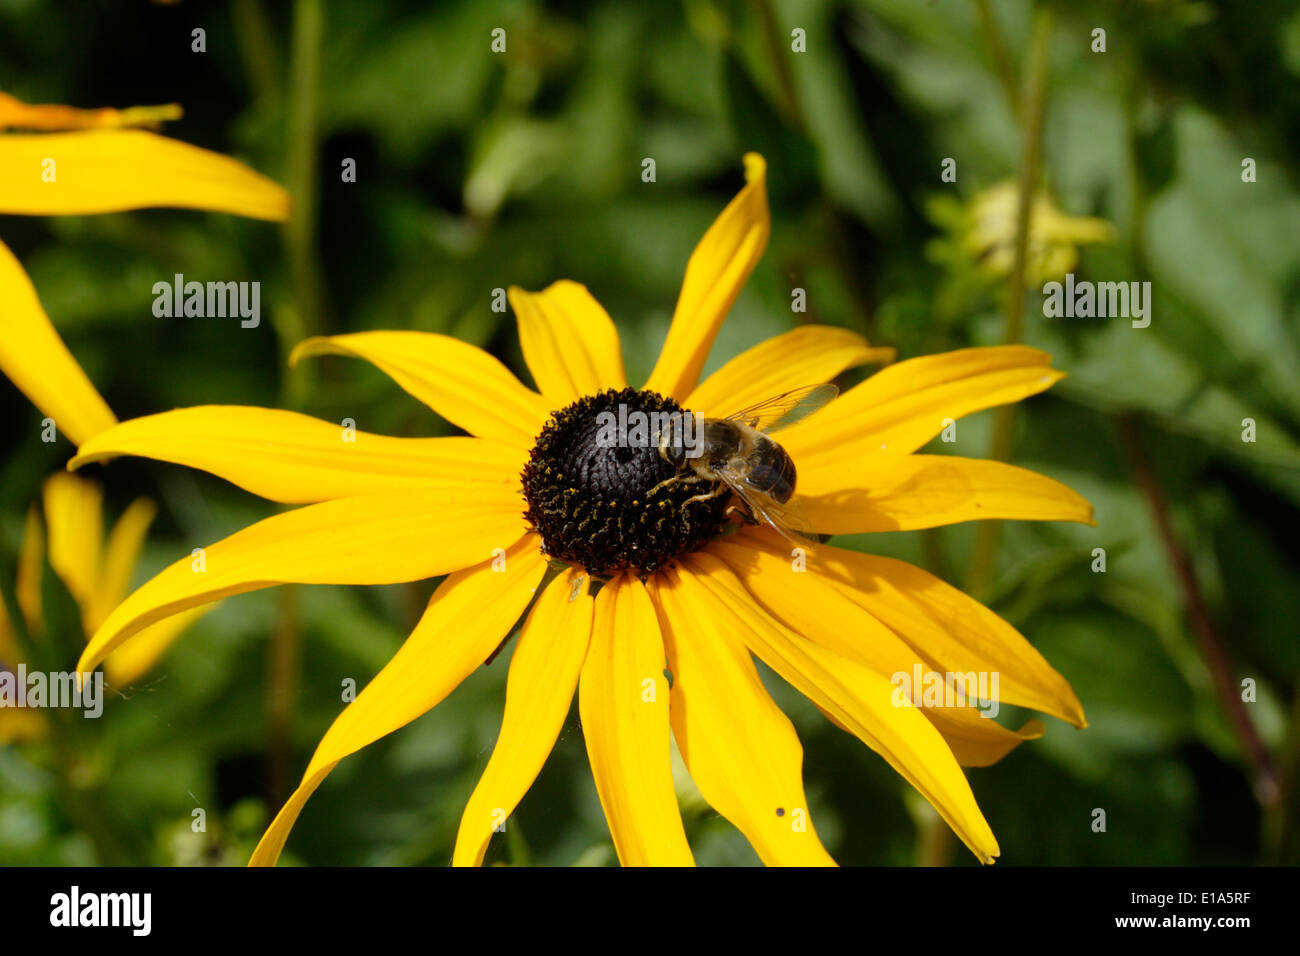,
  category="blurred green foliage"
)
[1,0,1297,866]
